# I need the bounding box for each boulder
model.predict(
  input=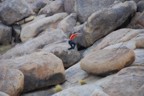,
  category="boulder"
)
[76,1,137,47]
[0,52,65,92]
[97,66,144,96]
[26,0,50,14]
[75,0,118,23]
[80,48,135,75]
[53,66,144,96]
[2,29,67,59]
[92,28,144,51]
[0,0,33,25]
[0,23,12,45]
[71,0,137,23]
[0,92,10,96]
[42,42,81,68]
[0,67,24,96]
[21,13,67,42]
[38,0,64,15]
[64,0,75,14]
[58,13,77,35]
[137,0,144,12]
[62,62,102,89]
